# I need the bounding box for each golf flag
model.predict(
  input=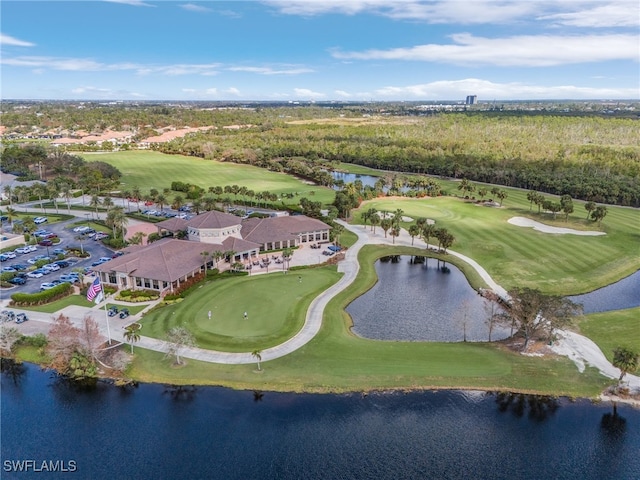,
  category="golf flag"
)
[86,276,103,304]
